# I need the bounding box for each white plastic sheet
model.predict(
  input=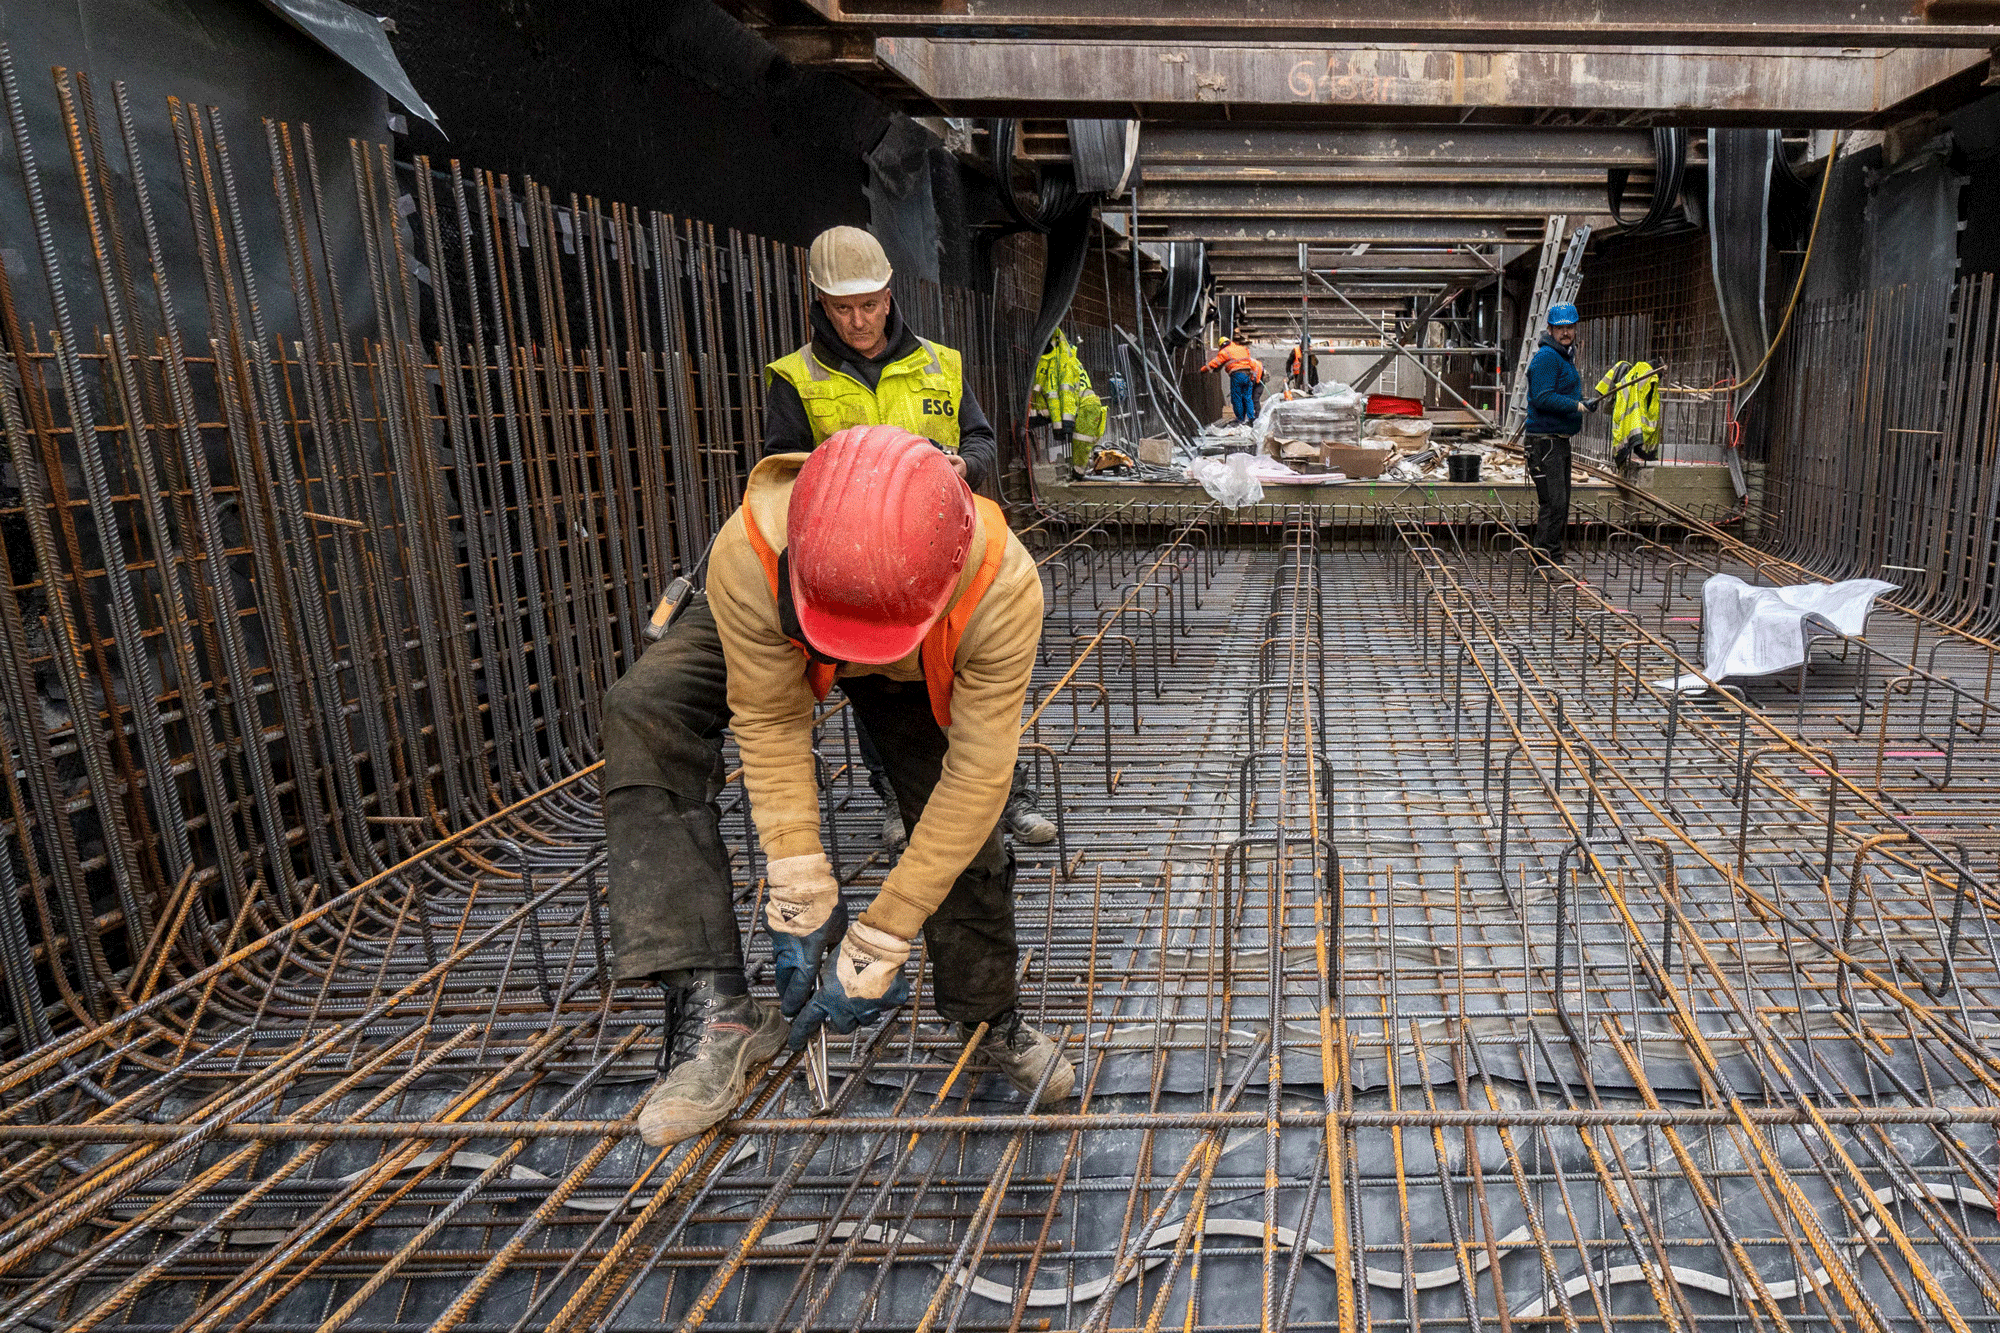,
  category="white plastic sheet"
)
[1700,574,1897,679]
[1188,453,1264,508]
[1654,575,1898,690]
